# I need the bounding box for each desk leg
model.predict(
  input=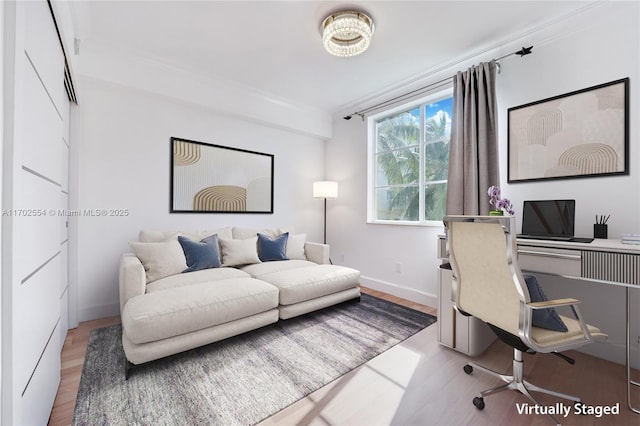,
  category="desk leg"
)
[627,287,640,414]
